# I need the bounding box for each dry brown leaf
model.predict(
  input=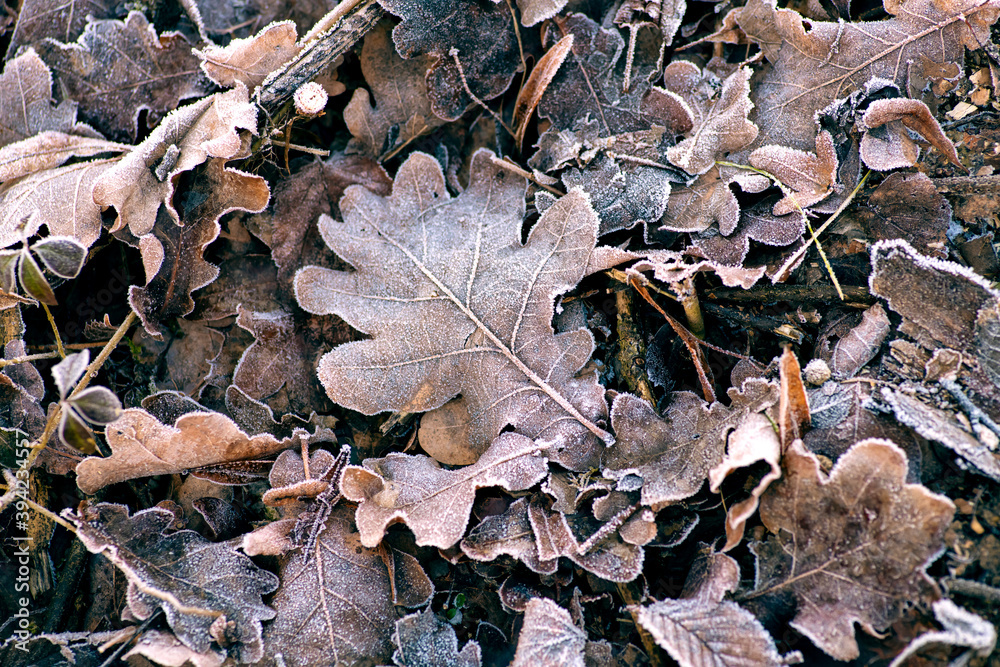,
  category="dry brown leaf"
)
[196,21,300,90]
[67,502,279,663]
[379,0,520,121]
[657,164,770,236]
[36,11,210,141]
[93,84,259,238]
[7,0,114,55]
[517,0,569,26]
[634,552,799,667]
[749,130,838,215]
[124,629,225,667]
[858,97,963,171]
[633,249,768,290]
[730,0,1000,154]
[708,413,782,552]
[829,303,891,379]
[604,378,779,508]
[513,34,574,149]
[343,20,444,158]
[340,432,548,549]
[0,49,82,149]
[75,408,308,494]
[511,598,586,667]
[461,496,558,575]
[778,347,810,450]
[978,299,1000,390]
[665,65,758,177]
[752,439,955,660]
[615,0,686,47]
[0,158,117,250]
[858,172,952,258]
[0,131,127,183]
[294,149,610,468]
[392,610,482,667]
[259,505,399,666]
